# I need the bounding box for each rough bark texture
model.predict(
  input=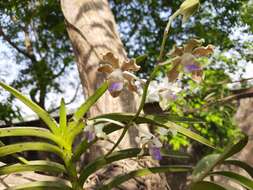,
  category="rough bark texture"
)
[235,98,253,165]
[60,0,167,189]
